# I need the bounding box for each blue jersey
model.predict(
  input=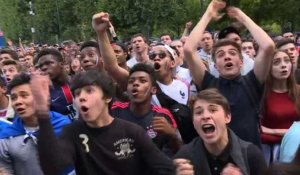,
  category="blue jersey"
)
[50,83,77,120]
